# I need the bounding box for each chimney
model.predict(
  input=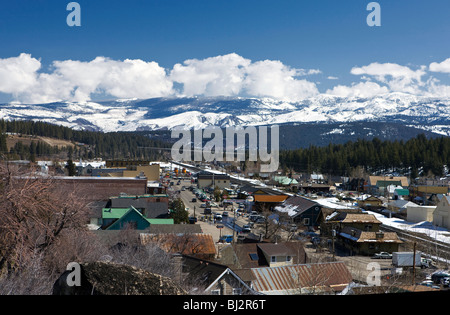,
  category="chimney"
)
[171,253,184,283]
